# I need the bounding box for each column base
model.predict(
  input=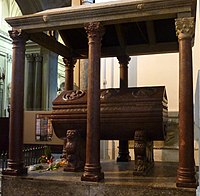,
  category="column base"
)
[2,167,27,176]
[116,154,131,162]
[176,181,197,188]
[117,140,130,162]
[81,171,104,182]
[176,167,197,188]
[81,164,104,182]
